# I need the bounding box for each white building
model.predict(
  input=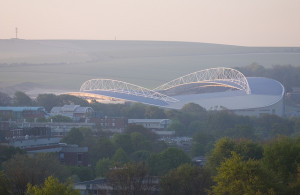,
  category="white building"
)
[128,119,171,130]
